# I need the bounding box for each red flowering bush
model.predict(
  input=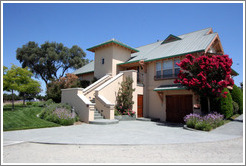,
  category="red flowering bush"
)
[174,54,234,98]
